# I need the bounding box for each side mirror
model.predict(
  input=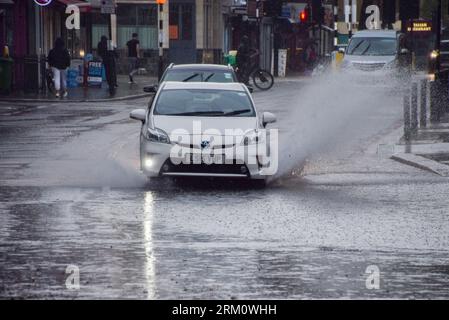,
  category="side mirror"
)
[262,112,276,127]
[143,85,158,93]
[400,48,409,55]
[130,109,146,122]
